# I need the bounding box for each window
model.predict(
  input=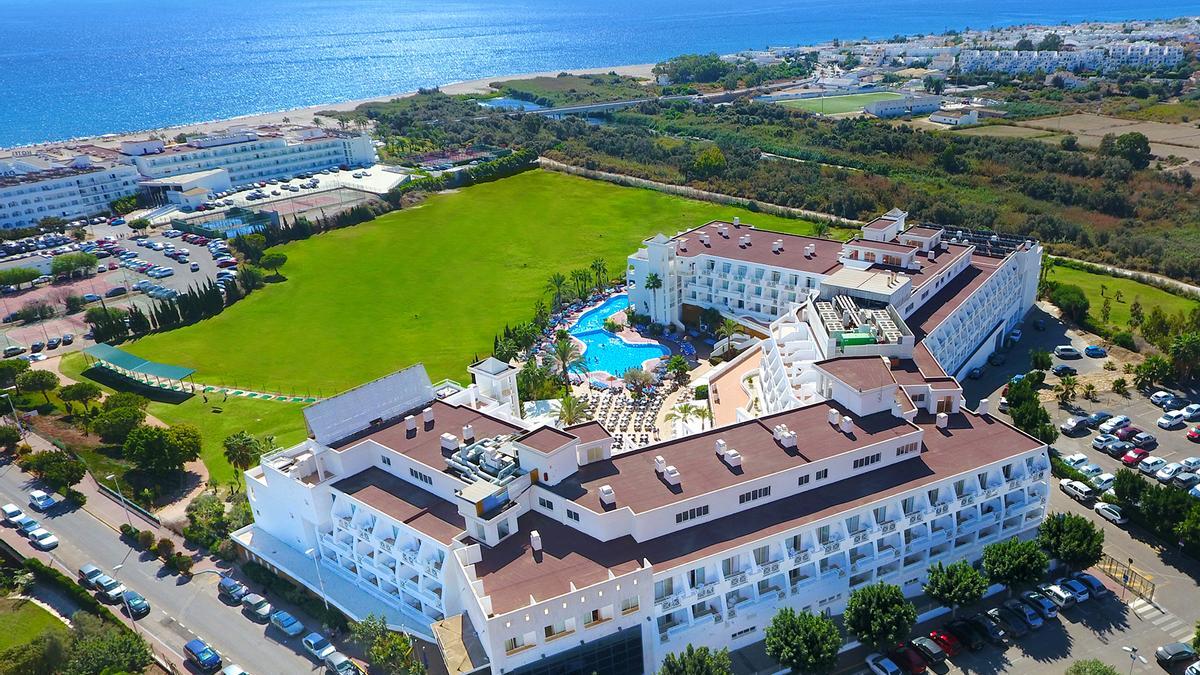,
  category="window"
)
[853,453,881,470]
[753,545,771,566]
[901,496,915,515]
[409,468,432,486]
[380,455,392,466]
[739,486,771,504]
[586,608,604,625]
[504,636,525,653]
[676,505,709,524]
[954,479,967,498]
[654,578,675,601]
[816,525,832,545]
[722,555,741,577]
[1002,463,1013,479]
[896,441,920,456]
[688,567,707,588]
[538,497,554,511]
[845,515,861,534]
[816,469,828,481]
[797,474,810,486]
[621,597,639,614]
[731,627,757,639]
[544,620,571,640]
[566,509,580,522]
